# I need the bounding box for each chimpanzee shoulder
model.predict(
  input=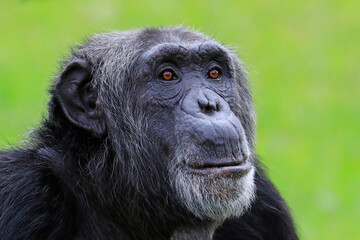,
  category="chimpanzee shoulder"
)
[0,148,77,240]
